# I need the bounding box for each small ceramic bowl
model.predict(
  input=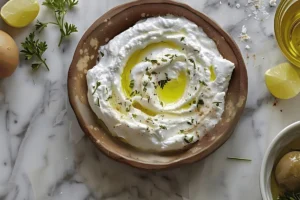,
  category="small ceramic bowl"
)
[68,0,248,169]
[260,121,300,200]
